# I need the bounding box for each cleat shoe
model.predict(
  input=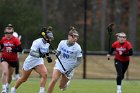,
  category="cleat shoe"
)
[39,91,45,93]
[1,88,6,93]
[12,74,20,80]
[15,74,20,80]
[117,89,122,93]
[11,87,16,93]
[61,80,70,91]
[6,86,9,93]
